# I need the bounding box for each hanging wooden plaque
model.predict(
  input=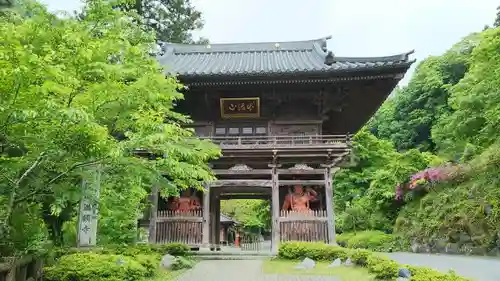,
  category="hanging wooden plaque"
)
[220,97,260,118]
